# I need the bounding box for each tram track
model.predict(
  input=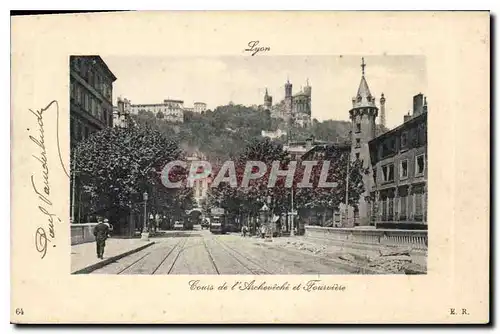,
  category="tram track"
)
[152,236,188,275]
[213,236,272,275]
[116,232,191,275]
[116,251,152,275]
[165,233,191,275]
[202,238,220,275]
